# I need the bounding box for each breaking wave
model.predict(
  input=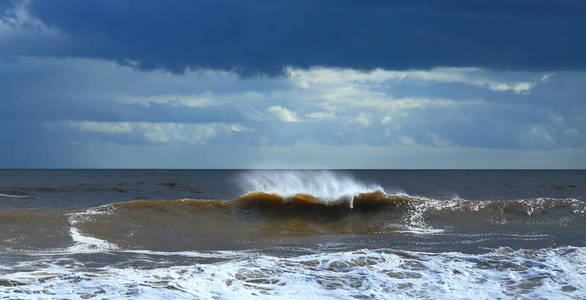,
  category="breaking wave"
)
[3,192,584,251]
[1,170,584,252]
[238,170,384,205]
[41,192,582,252]
[100,192,585,217]
[2,170,585,299]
